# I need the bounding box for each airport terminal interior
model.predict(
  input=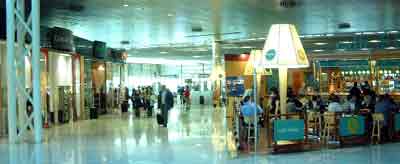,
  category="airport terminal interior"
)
[1,0,400,163]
